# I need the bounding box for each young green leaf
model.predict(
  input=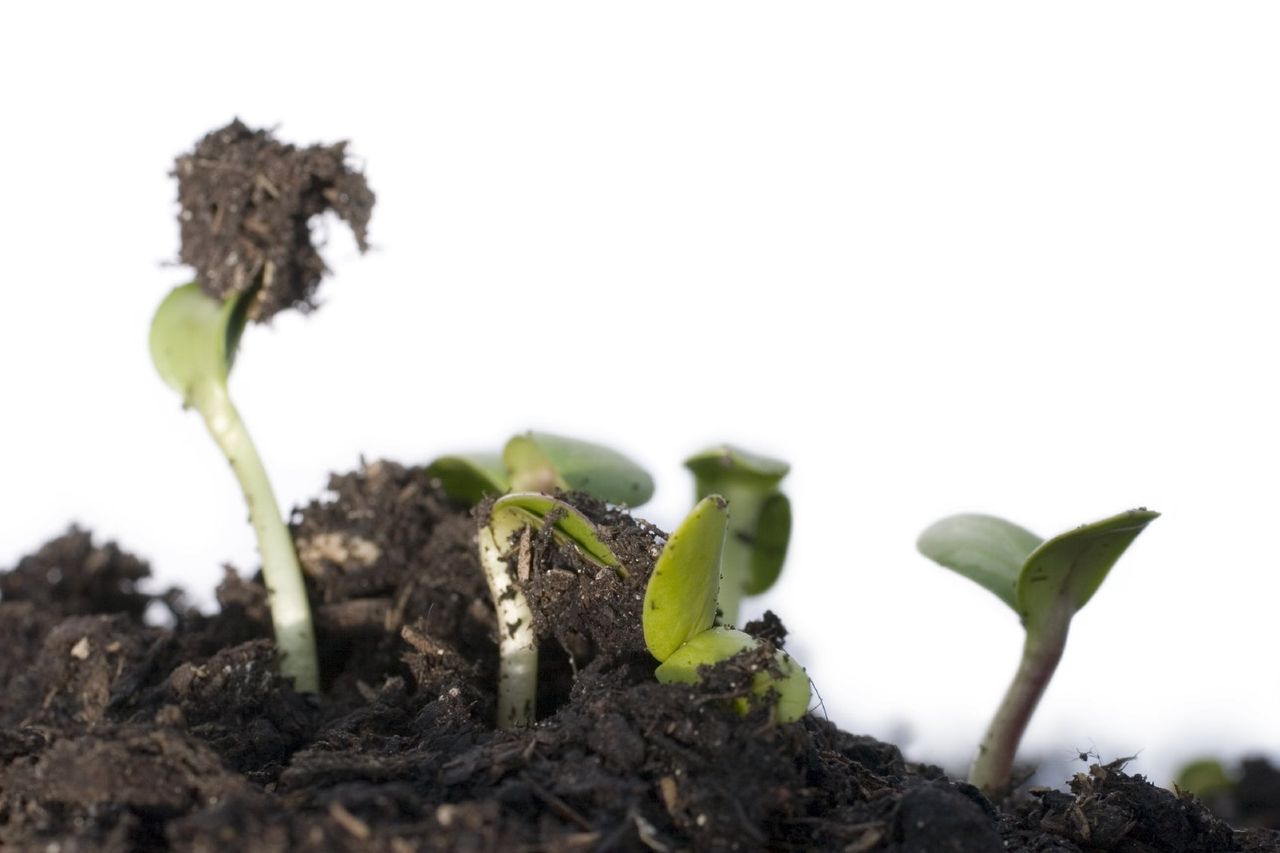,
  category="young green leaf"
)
[916,513,1043,611]
[684,445,792,625]
[150,282,250,401]
[684,445,791,488]
[150,282,318,692]
[746,492,792,596]
[425,453,510,504]
[491,492,622,572]
[1175,758,1234,799]
[505,431,654,507]
[642,497,810,724]
[654,626,809,723]
[1016,509,1160,626]
[642,496,728,662]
